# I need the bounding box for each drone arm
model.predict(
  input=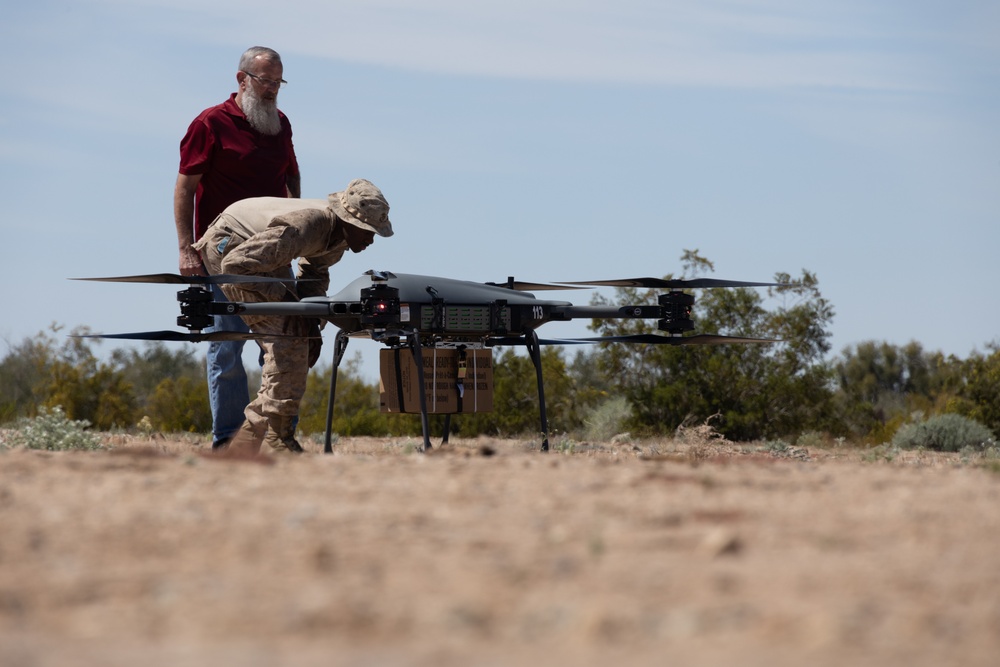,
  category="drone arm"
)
[552,305,661,320]
[233,301,334,318]
[550,300,693,335]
